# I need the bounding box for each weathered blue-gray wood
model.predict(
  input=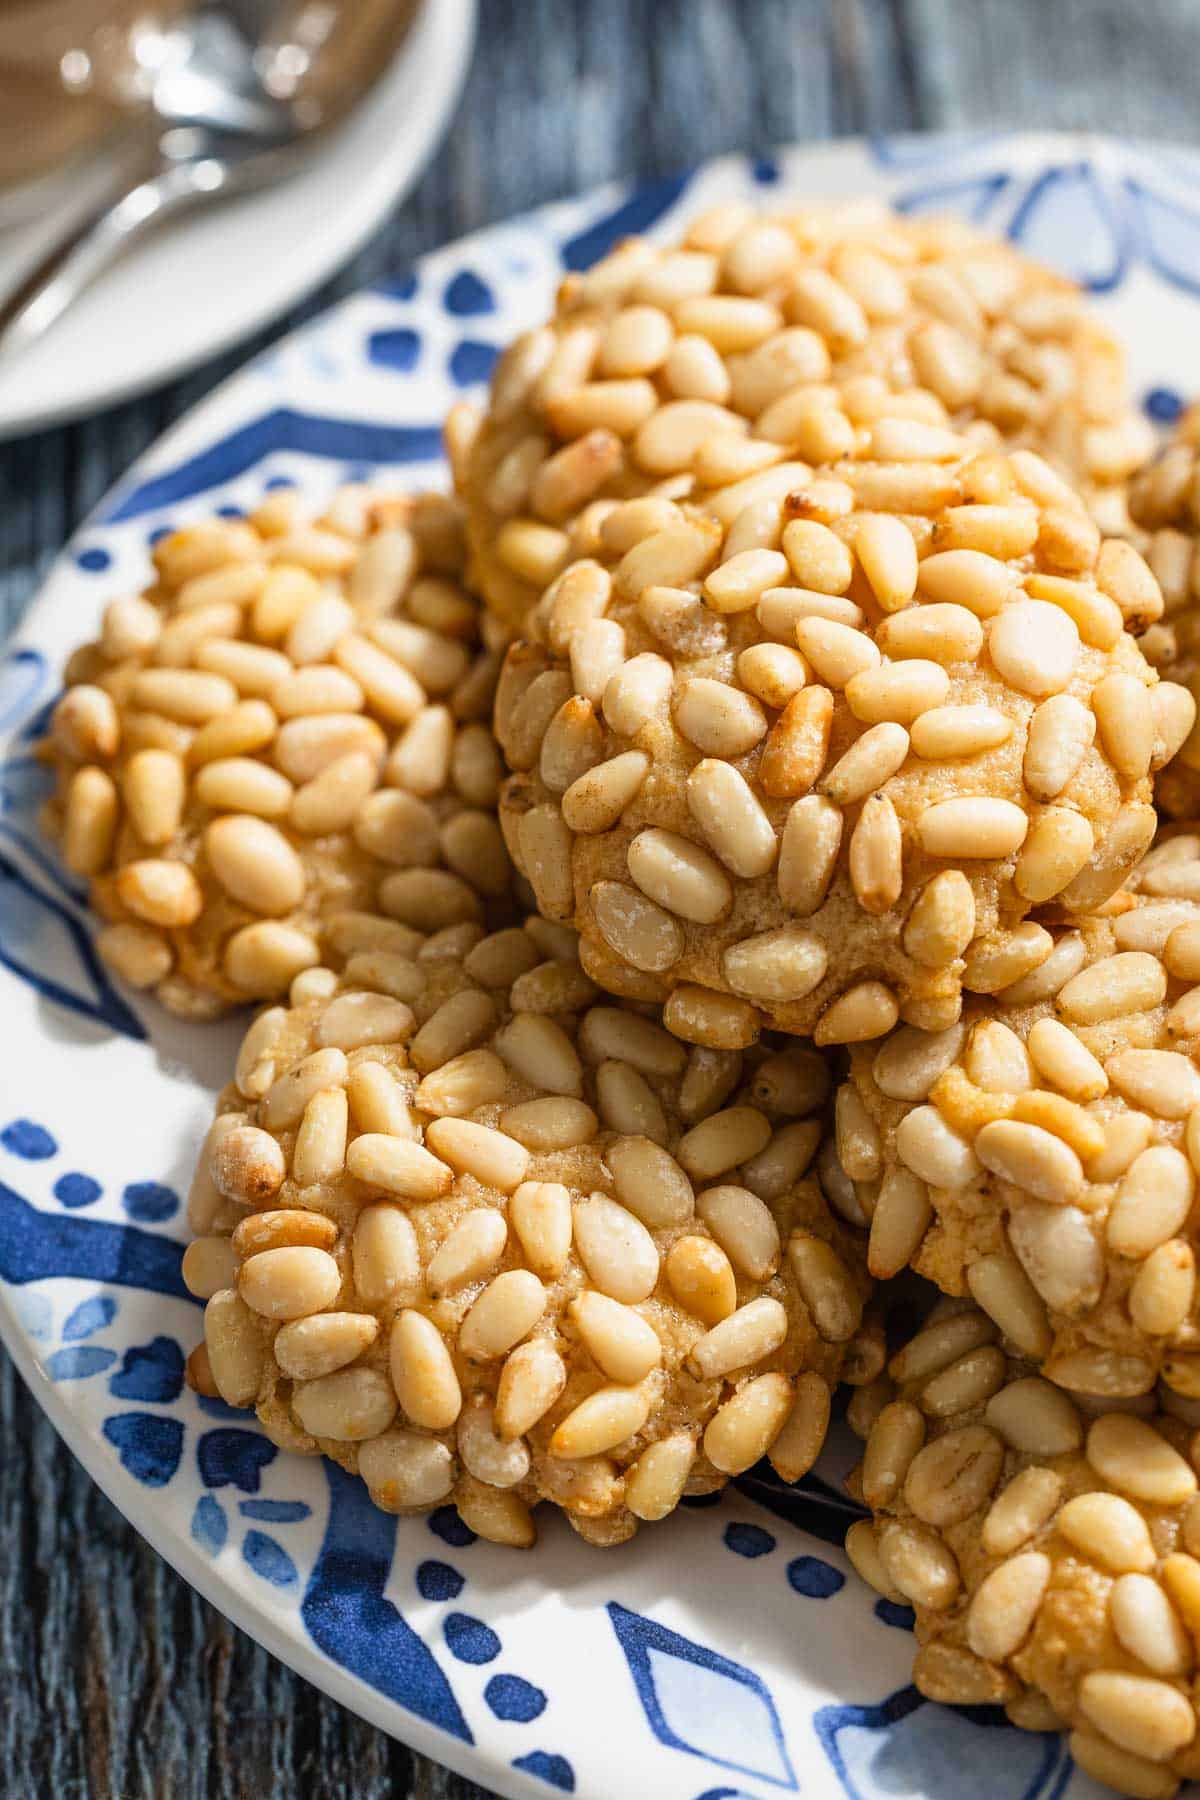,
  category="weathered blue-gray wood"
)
[2,2,1198,1792]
